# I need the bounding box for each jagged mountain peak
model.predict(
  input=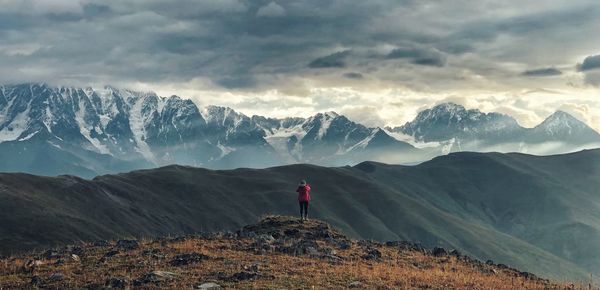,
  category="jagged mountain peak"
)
[316,111,340,118]
[535,110,590,131]
[430,102,468,113]
[541,110,581,124]
[201,105,250,125]
[399,102,522,142]
[531,110,600,143]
